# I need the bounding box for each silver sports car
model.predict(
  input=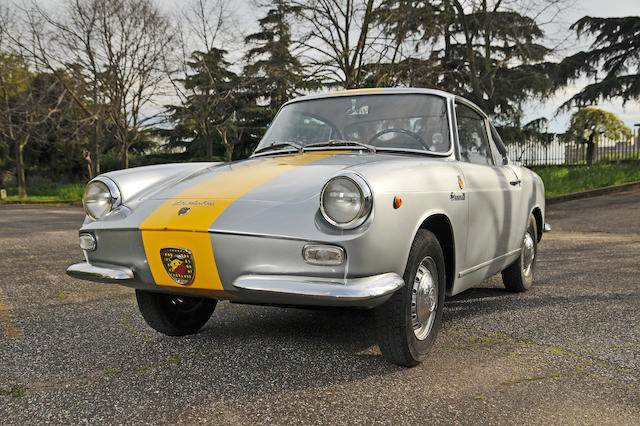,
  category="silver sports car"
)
[67,88,547,366]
